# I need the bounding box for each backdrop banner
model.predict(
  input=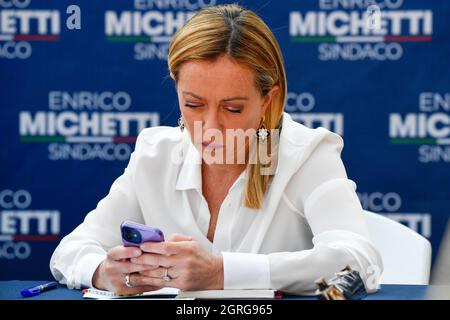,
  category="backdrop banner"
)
[1,0,449,281]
